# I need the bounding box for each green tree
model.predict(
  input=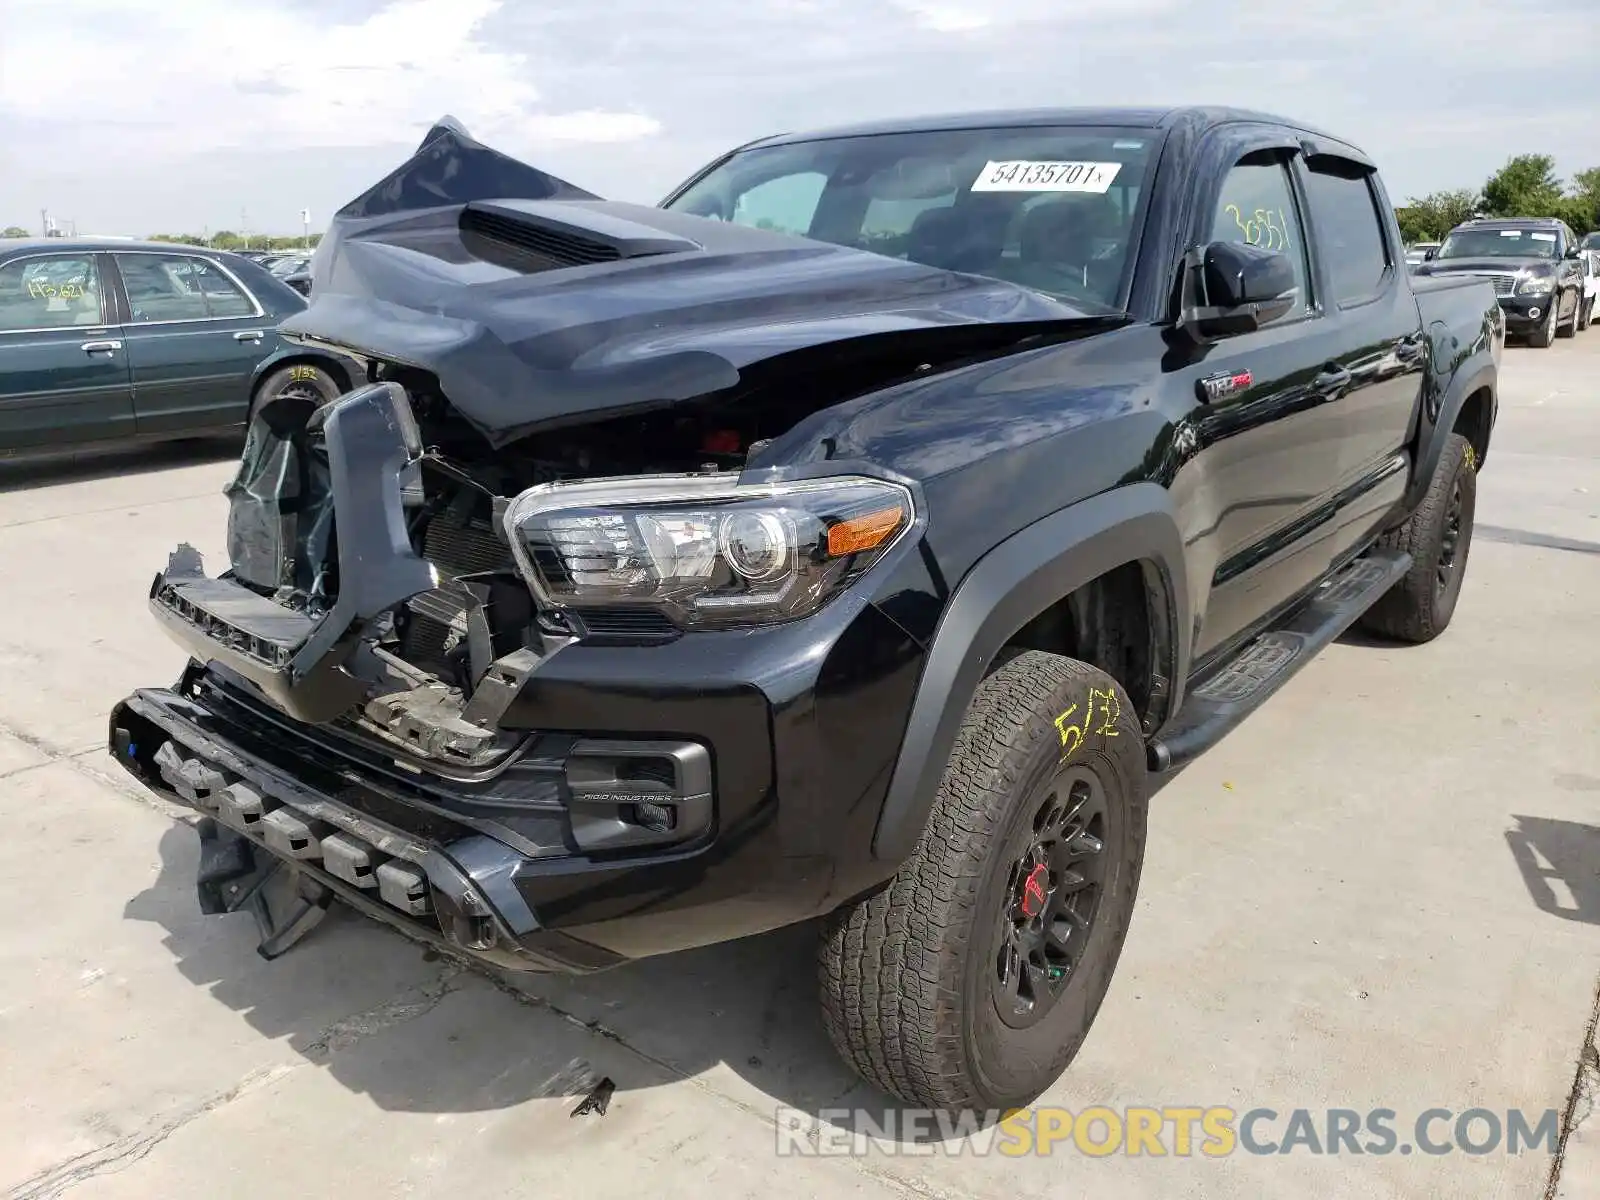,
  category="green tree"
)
[1480,154,1565,219]
[1395,188,1480,242]
[2,225,28,238]
[1568,166,1600,233]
